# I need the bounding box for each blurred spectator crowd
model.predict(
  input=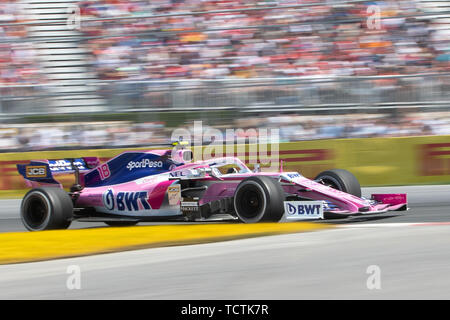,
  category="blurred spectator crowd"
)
[0,0,448,84]
[0,0,449,152]
[0,121,168,150]
[0,0,44,85]
[0,0,448,101]
[78,0,450,81]
[1,112,449,151]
